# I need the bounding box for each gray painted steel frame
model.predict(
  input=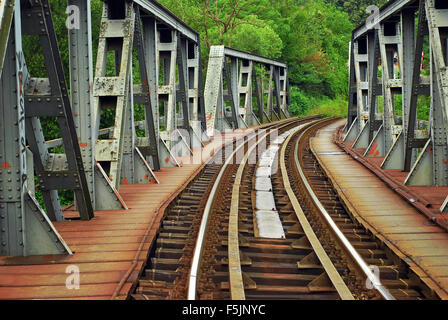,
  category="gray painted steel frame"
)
[68,0,127,211]
[21,0,94,221]
[204,46,290,135]
[0,0,72,256]
[346,0,448,212]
